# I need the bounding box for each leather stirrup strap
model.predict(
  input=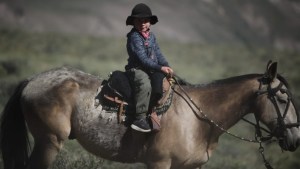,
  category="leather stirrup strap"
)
[150,111,160,132]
